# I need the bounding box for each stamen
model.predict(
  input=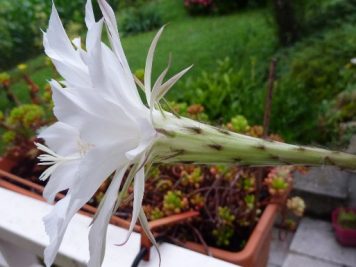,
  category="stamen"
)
[77,139,95,156]
[35,142,82,181]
